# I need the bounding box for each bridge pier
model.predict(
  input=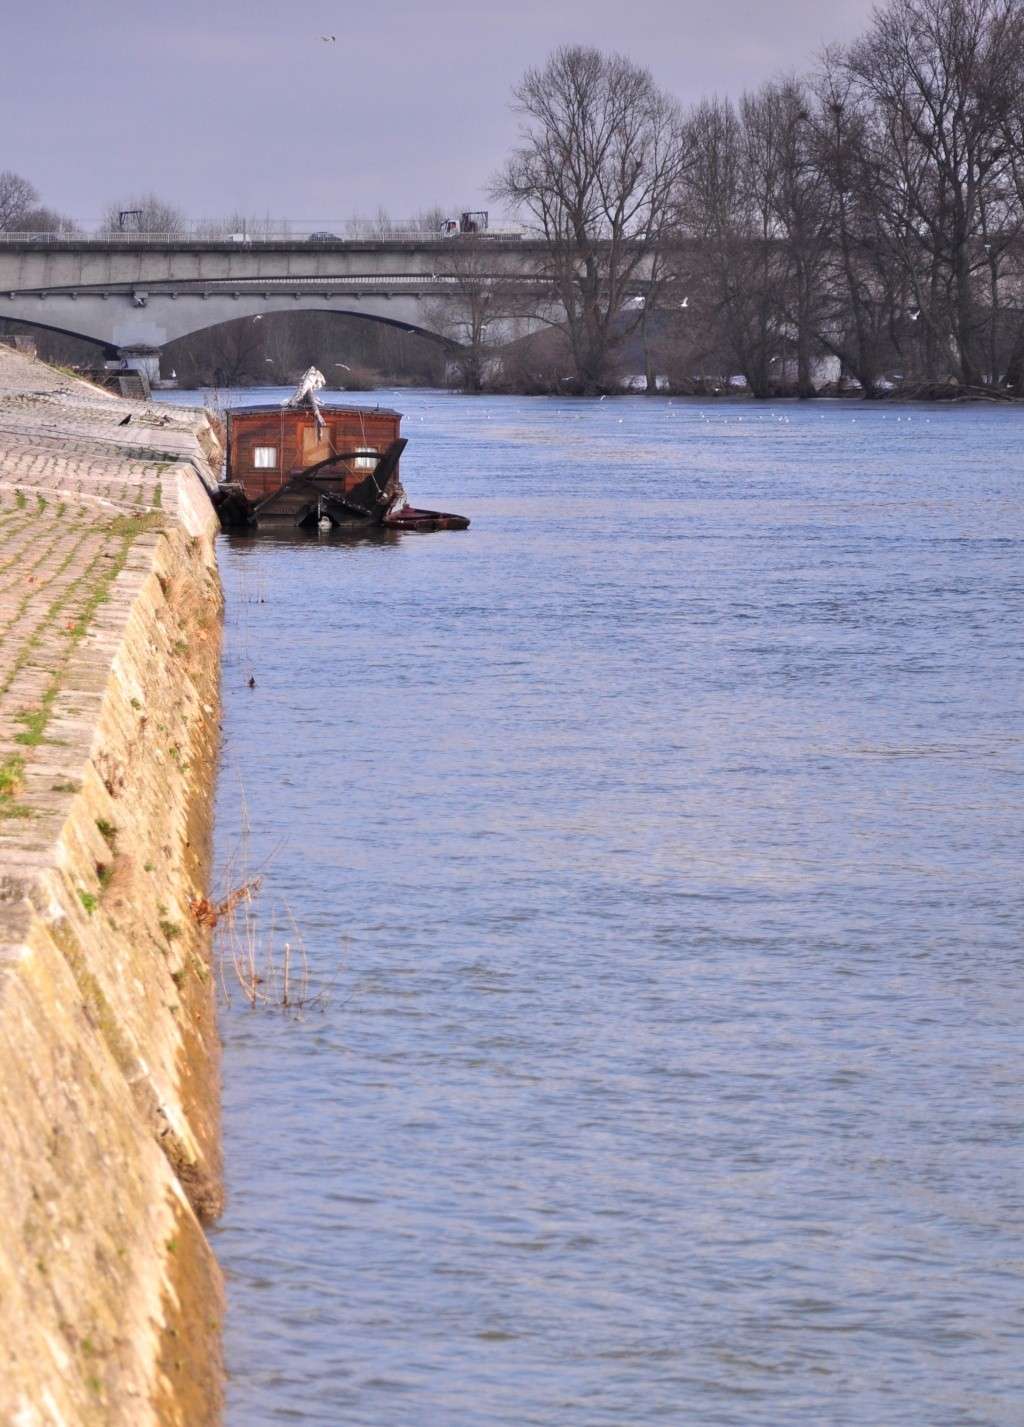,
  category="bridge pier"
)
[110,346,161,390]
